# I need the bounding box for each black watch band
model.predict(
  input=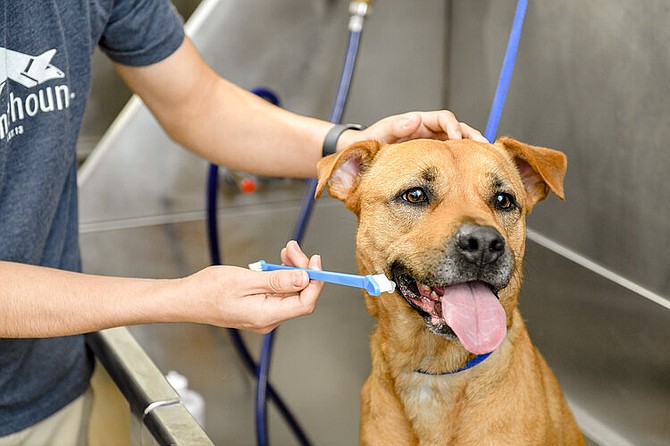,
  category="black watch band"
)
[322,123,366,157]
